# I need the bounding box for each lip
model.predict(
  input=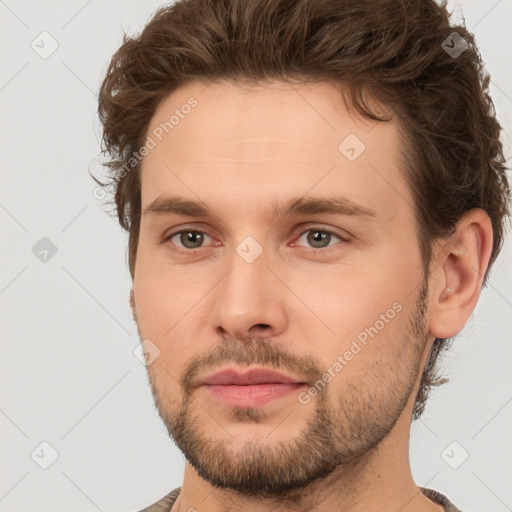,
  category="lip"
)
[199,368,308,408]
[201,368,304,386]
